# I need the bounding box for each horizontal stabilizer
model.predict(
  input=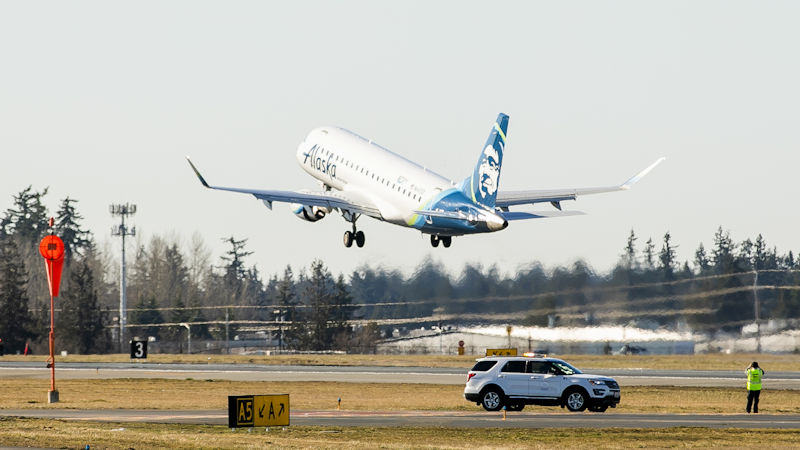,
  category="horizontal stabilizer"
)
[501,210,585,221]
[496,157,665,208]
